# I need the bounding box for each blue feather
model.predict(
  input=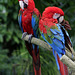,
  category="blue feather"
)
[40,22,67,75]
[31,13,39,53]
[31,14,39,38]
[50,29,57,35]
[54,35,63,42]
[18,13,23,33]
[32,15,38,31]
[41,32,64,54]
[53,38,64,49]
[41,24,65,56]
[32,44,35,50]
[53,50,60,70]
